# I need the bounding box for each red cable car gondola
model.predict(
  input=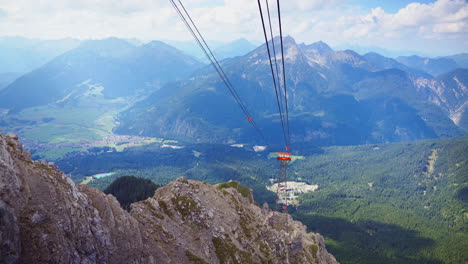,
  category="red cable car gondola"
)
[277,152,291,161]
